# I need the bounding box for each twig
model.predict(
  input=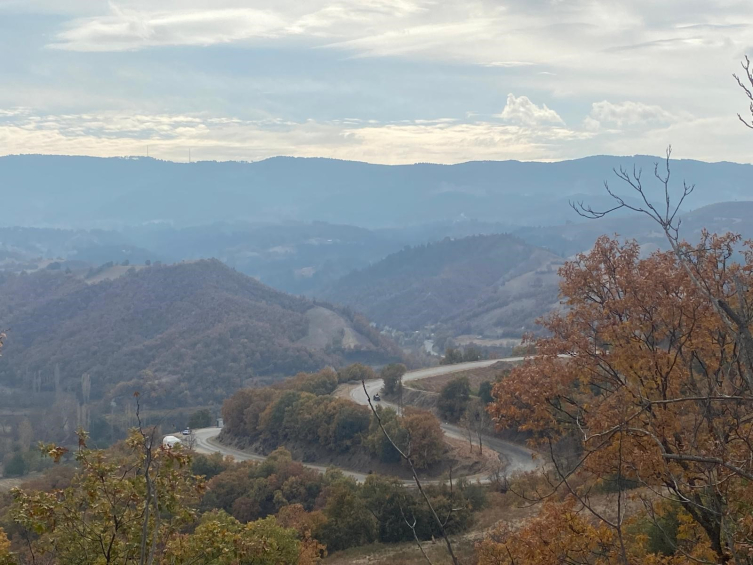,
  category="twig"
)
[362,380,461,565]
[400,503,434,565]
